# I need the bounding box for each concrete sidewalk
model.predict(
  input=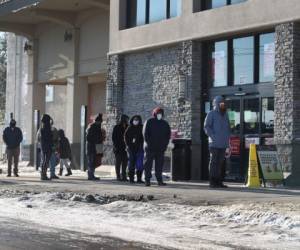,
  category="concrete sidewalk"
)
[0,164,299,206]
